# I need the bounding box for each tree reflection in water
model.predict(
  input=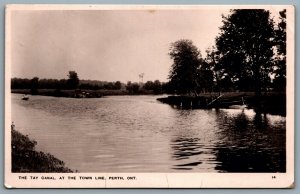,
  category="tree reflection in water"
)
[170,109,286,172]
[214,110,285,172]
